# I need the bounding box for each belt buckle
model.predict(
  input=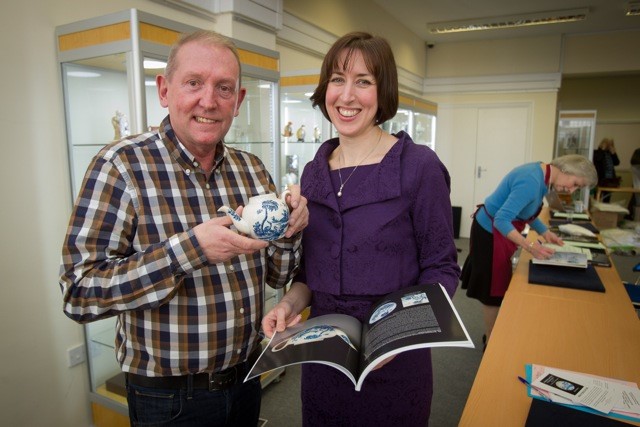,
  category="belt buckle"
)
[208,367,237,391]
